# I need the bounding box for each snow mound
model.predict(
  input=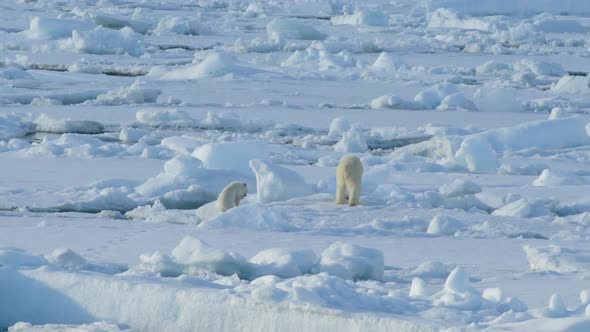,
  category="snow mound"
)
[532,169,588,187]
[439,179,481,197]
[0,115,33,141]
[25,16,95,39]
[426,213,466,236]
[70,26,144,56]
[475,61,511,76]
[369,94,421,110]
[473,86,521,113]
[198,203,296,232]
[162,52,252,80]
[436,92,477,111]
[57,187,138,213]
[45,248,87,270]
[371,52,403,71]
[266,18,326,41]
[34,114,104,134]
[136,109,196,128]
[0,67,33,80]
[119,127,150,143]
[249,159,314,203]
[153,16,207,35]
[250,248,318,279]
[551,75,590,94]
[281,47,356,71]
[514,59,566,77]
[492,198,550,218]
[319,242,384,281]
[331,10,389,27]
[192,140,274,175]
[454,135,500,173]
[333,127,368,153]
[415,82,459,110]
[138,236,248,277]
[409,278,430,298]
[328,118,351,138]
[164,155,204,178]
[89,81,161,105]
[523,245,581,273]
